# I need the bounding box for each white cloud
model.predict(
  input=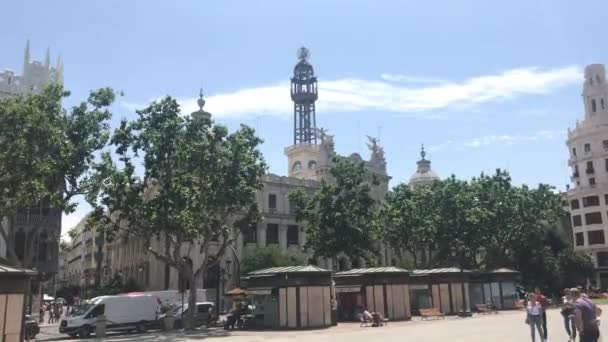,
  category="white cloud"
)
[122,66,582,120]
[430,129,566,152]
[380,73,447,84]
